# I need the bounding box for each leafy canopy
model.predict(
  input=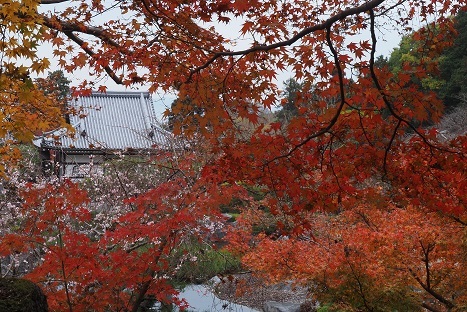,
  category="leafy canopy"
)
[0,0,466,311]
[388,10,467,110]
